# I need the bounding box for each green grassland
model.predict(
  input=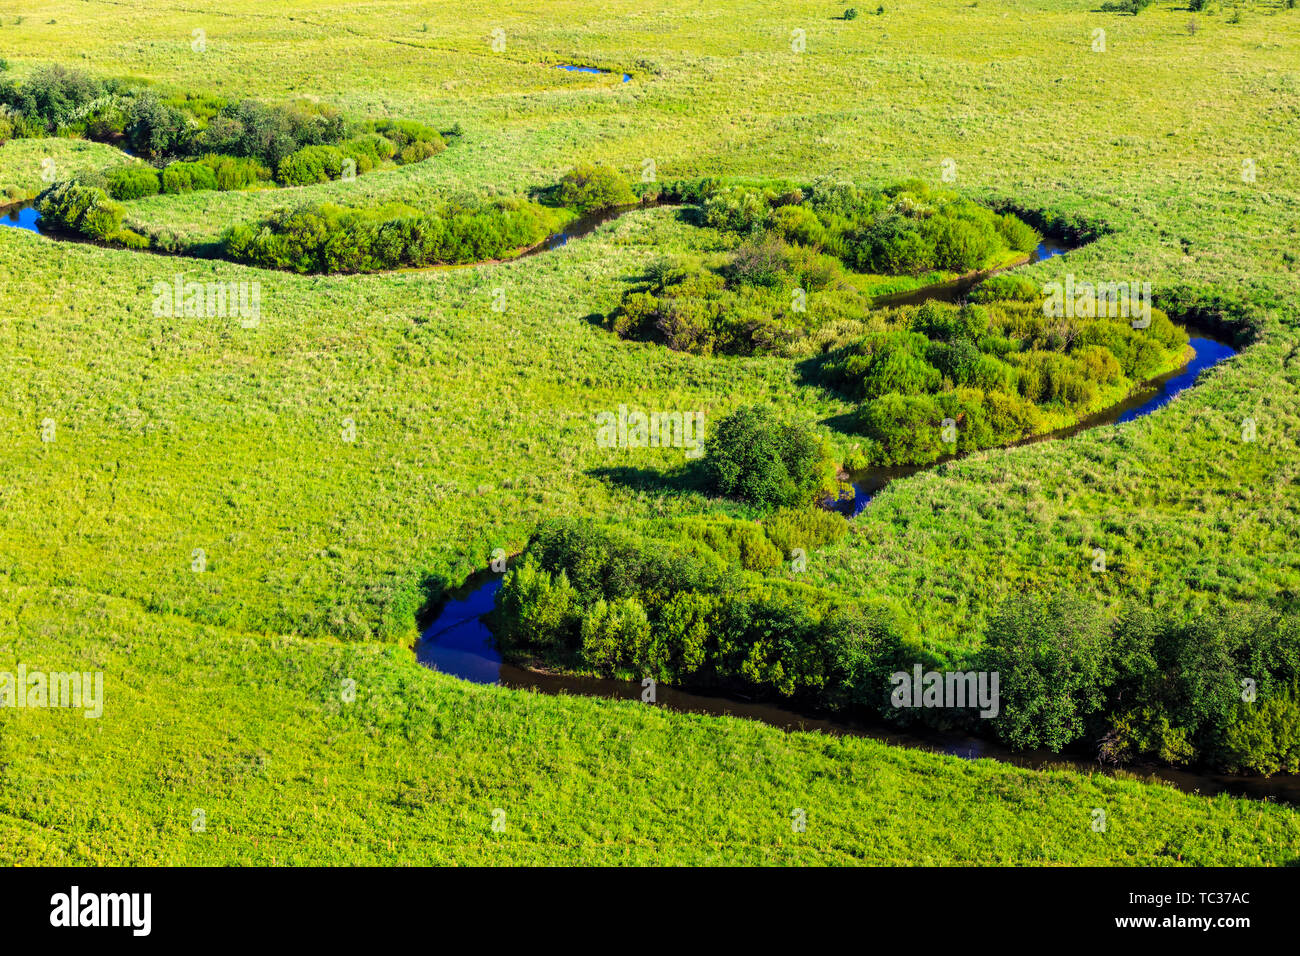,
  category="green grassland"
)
[1,0,1299,863]
[4,582,1299,865]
